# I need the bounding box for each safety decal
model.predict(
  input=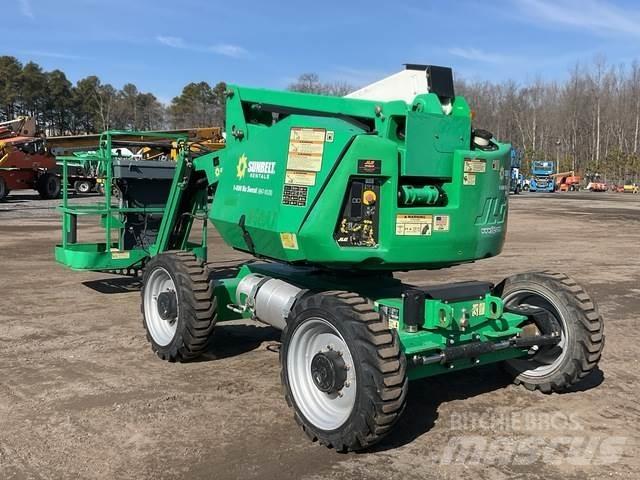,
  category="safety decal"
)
[110,250,130,260]
[464,158,487,173]
[463,173,476,185]
[287,127,325,172]
[395,214,433,236]
[380,305,400,329]
[280,232,299,250]
[285,170,316,186]
[433,215,450,232]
